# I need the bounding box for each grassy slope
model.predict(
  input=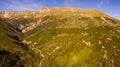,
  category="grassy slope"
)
[24,10,120,67]
[25,26,120,67]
